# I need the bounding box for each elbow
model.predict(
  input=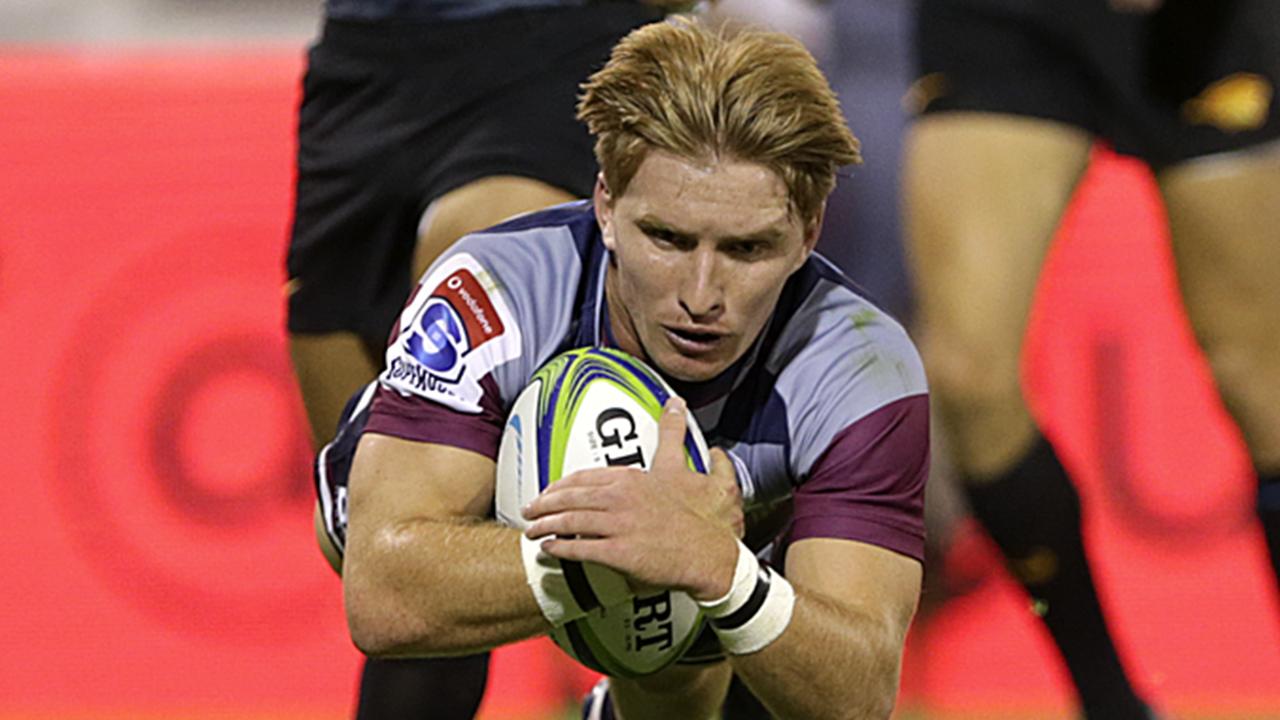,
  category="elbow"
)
[853,606,914,720]
[346,613,406,658]
[345,582,419,657]
[788,650,899,720]
[344,567,451,658]
[346,594,459,658]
